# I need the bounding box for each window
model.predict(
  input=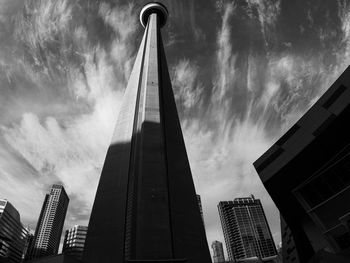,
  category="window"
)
[298,153,350,208]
